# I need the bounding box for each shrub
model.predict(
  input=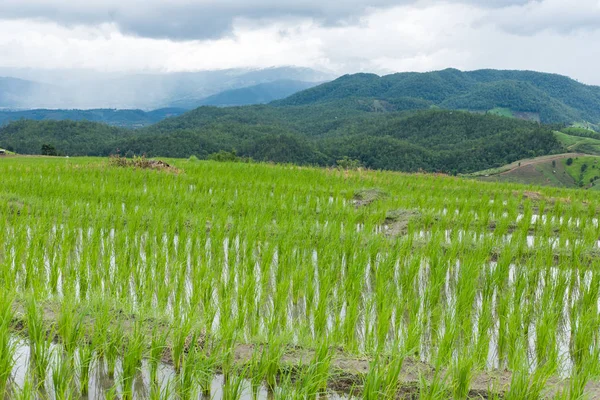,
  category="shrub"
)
[337,156,363,170]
